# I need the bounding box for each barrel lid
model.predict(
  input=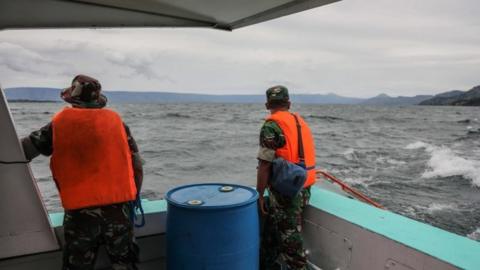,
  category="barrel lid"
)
[166,183,258,209]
